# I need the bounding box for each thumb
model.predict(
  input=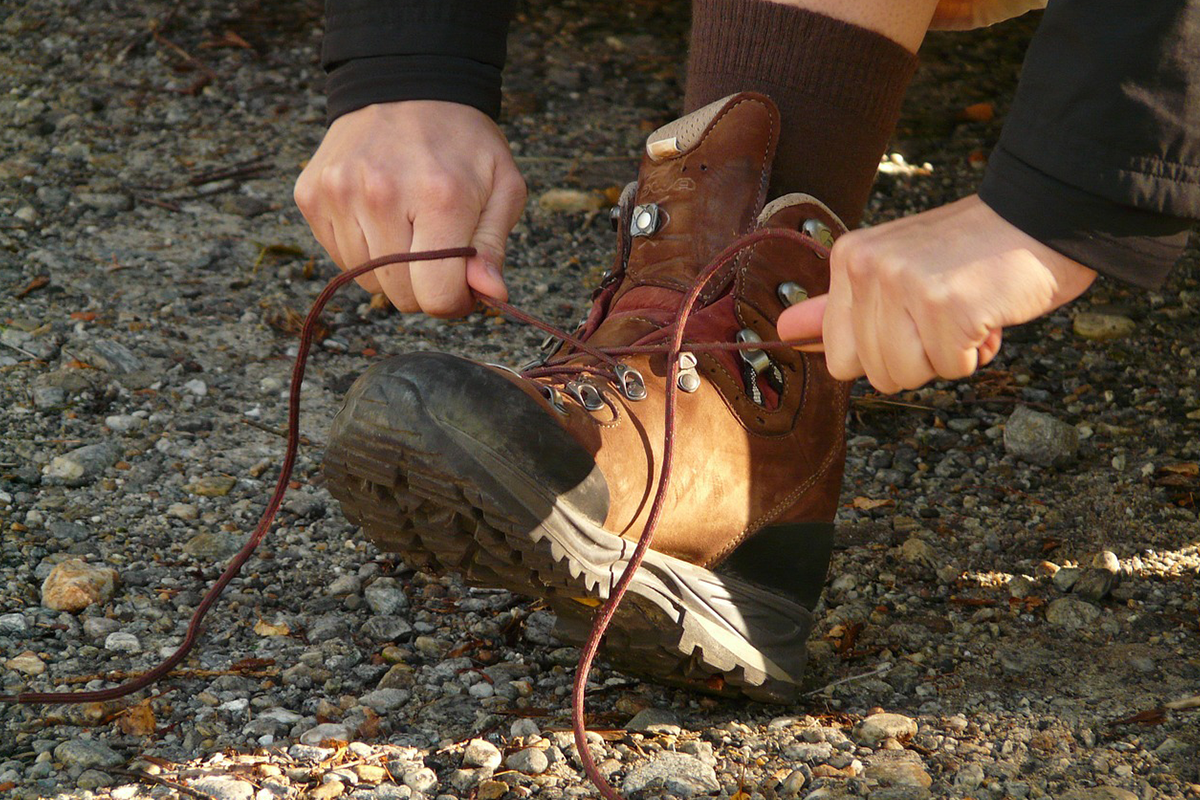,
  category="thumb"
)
[777,294,828,352]
[466,176,525,303]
